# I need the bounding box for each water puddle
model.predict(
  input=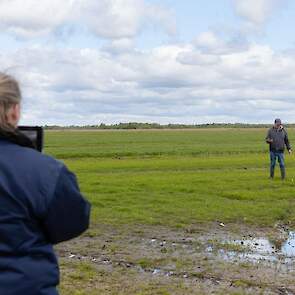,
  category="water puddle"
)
[63,229,295,280]
[281,232,295,257]
[208,231,295,264]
